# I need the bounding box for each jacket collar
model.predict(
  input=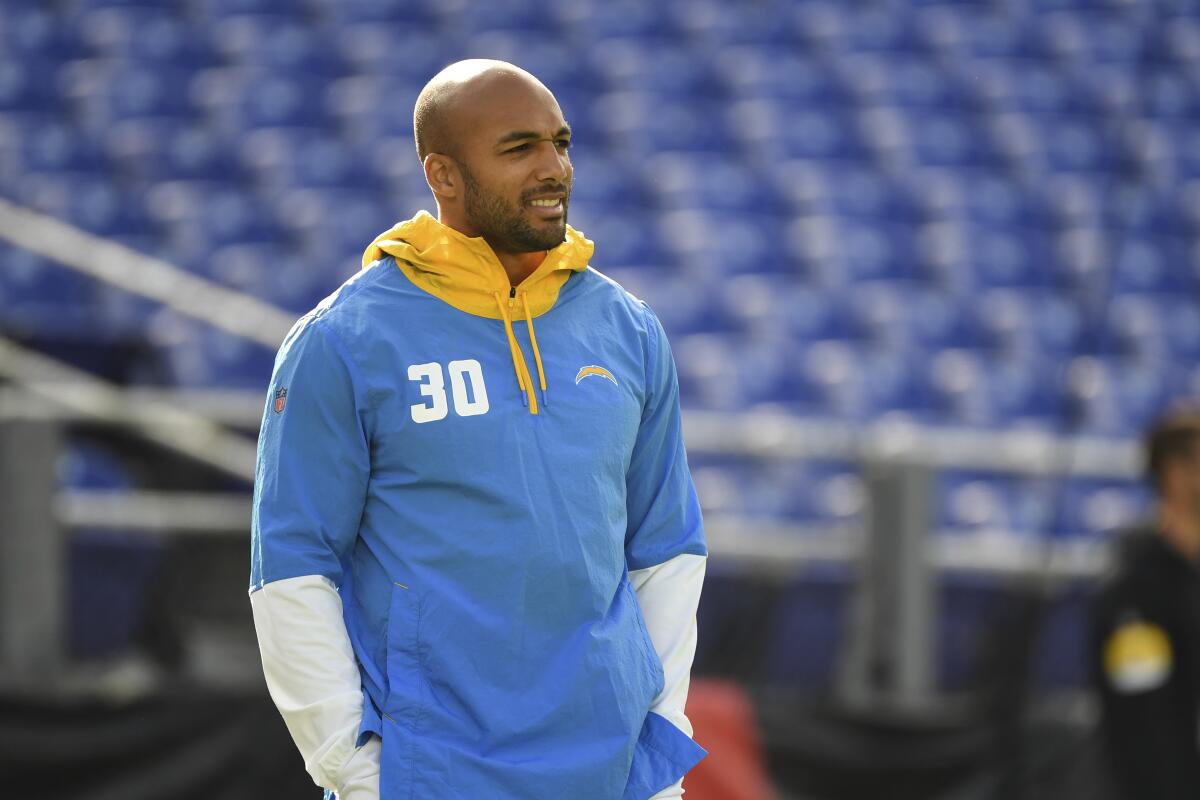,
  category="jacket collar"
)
[362,210,594,320]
